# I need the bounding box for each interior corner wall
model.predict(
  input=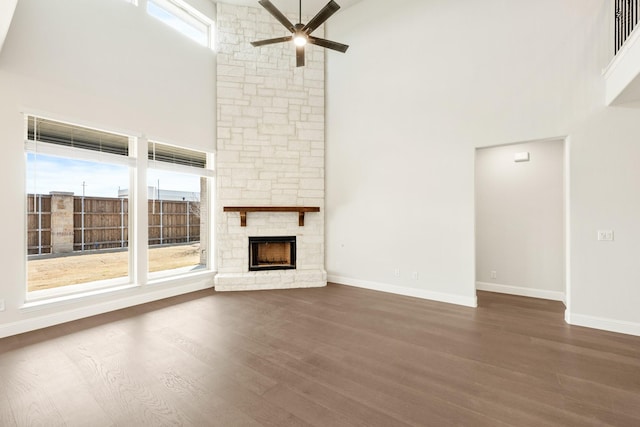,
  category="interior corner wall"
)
[0,0,216,337]
[475,140,565,301]
[325,0,595,309]
[326,0,640,335]
[0,0,17,53]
